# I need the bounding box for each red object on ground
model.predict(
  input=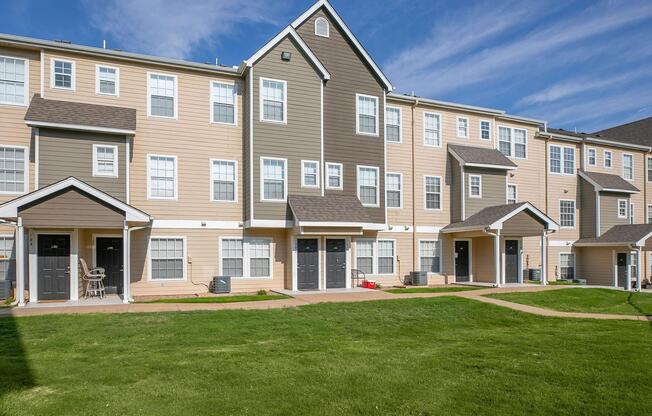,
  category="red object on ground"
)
[362,280,376,289]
